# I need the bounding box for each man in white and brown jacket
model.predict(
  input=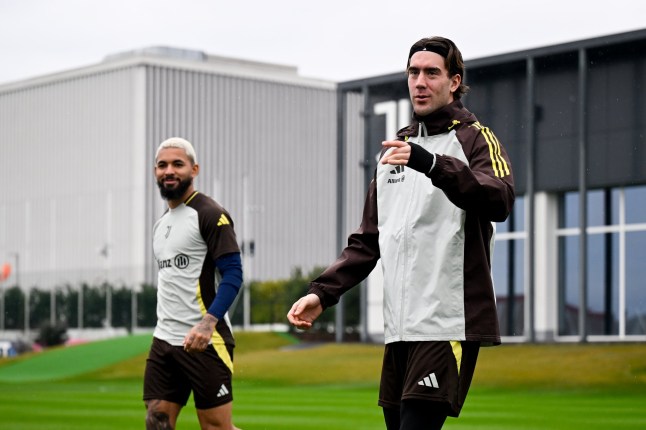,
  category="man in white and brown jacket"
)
[288,36,515,430]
